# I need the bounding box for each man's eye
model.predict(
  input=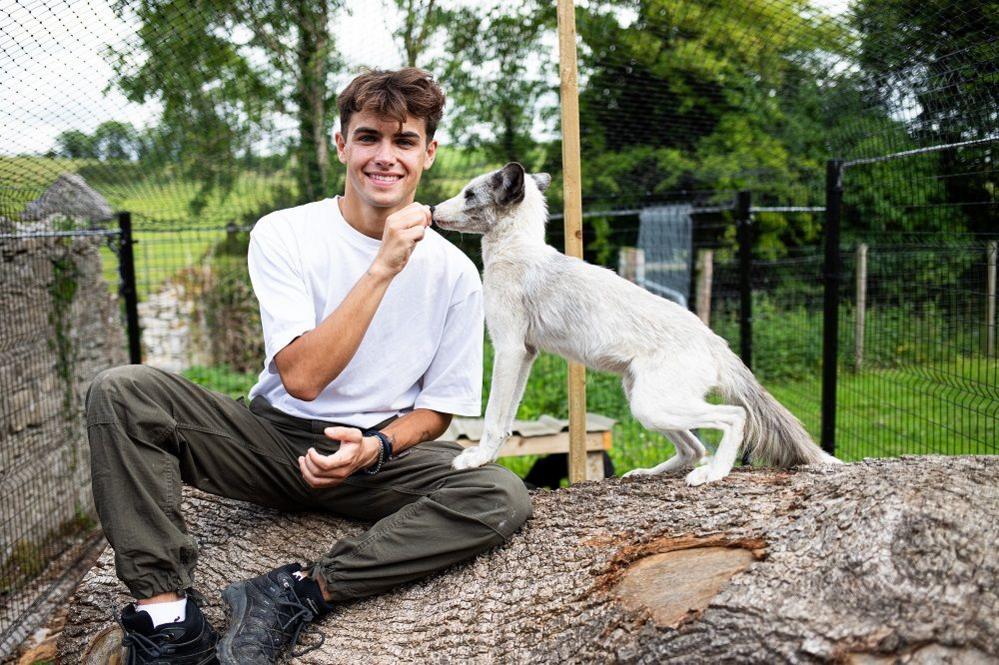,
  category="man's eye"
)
[358,136,376,142]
